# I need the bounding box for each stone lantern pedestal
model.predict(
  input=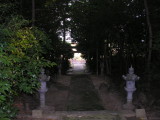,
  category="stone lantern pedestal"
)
[38,82,48,109]
[122,66,139,110]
